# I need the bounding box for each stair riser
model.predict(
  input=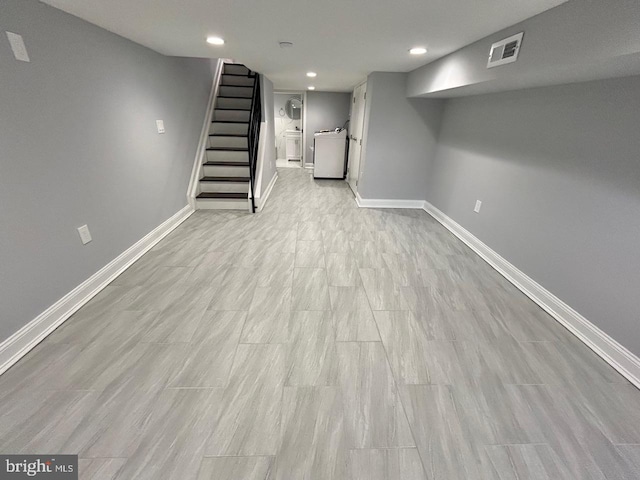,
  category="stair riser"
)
[208,136,248,149]
[219,86,253,98]
[224,64,251,75]
[203,165,250,177]
[221,76,255,87]
[199,182,250,193]
[206,150,248,162]
[196,198,250,210]
[210,123,248,135]
[217,97,252,110]
[214,110,251,122]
